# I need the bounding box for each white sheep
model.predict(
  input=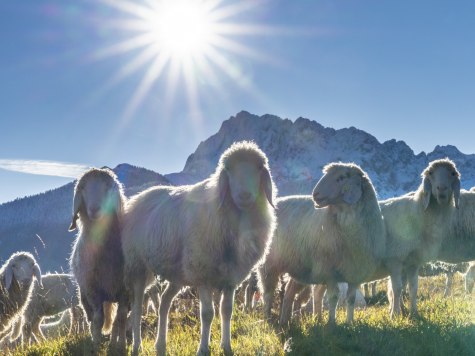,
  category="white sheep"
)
[122,141,276,356]
[258,162,385,325]
[0,252,42,343]
[9,273,86,345]
[379,158,460,317]
[69,167,129,354]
